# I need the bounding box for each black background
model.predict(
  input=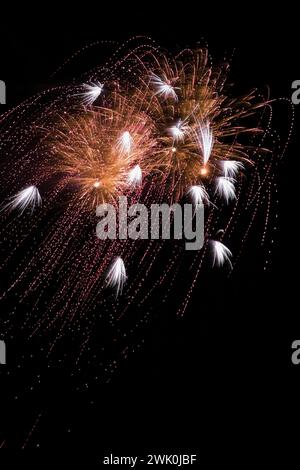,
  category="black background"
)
[0,5,299,464]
